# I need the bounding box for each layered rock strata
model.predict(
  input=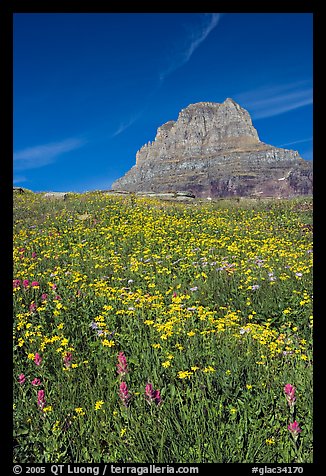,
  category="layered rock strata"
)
[112,98,312,197]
